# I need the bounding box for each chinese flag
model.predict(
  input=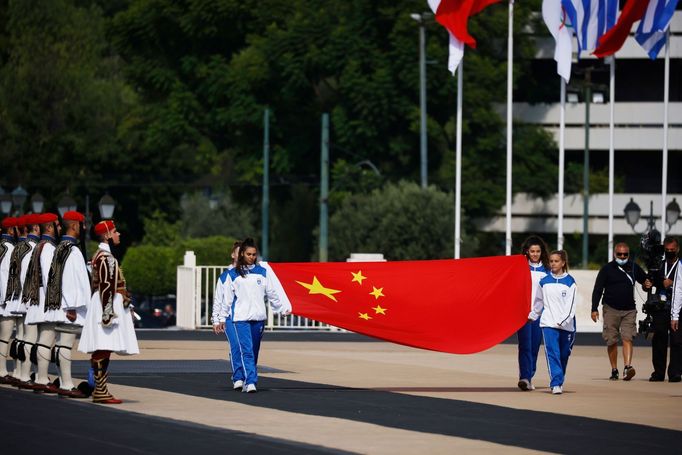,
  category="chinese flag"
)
[267,255,531,354]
